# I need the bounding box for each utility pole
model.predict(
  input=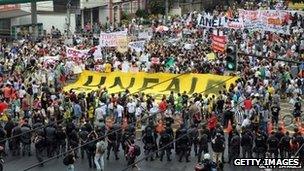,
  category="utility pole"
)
[66,0,72,37]
[165,0,169,24]
[31,0,37,40]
